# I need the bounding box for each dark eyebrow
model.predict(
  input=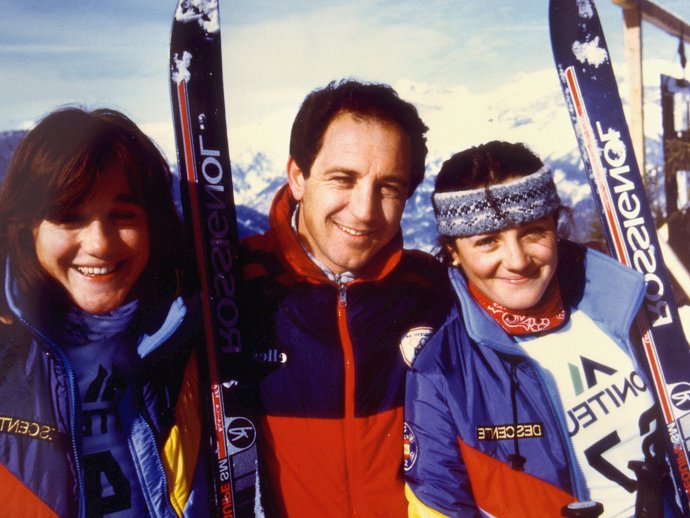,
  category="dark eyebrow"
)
[325,167,358,176]
[114,193,143,205]
[382,175,409,186]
